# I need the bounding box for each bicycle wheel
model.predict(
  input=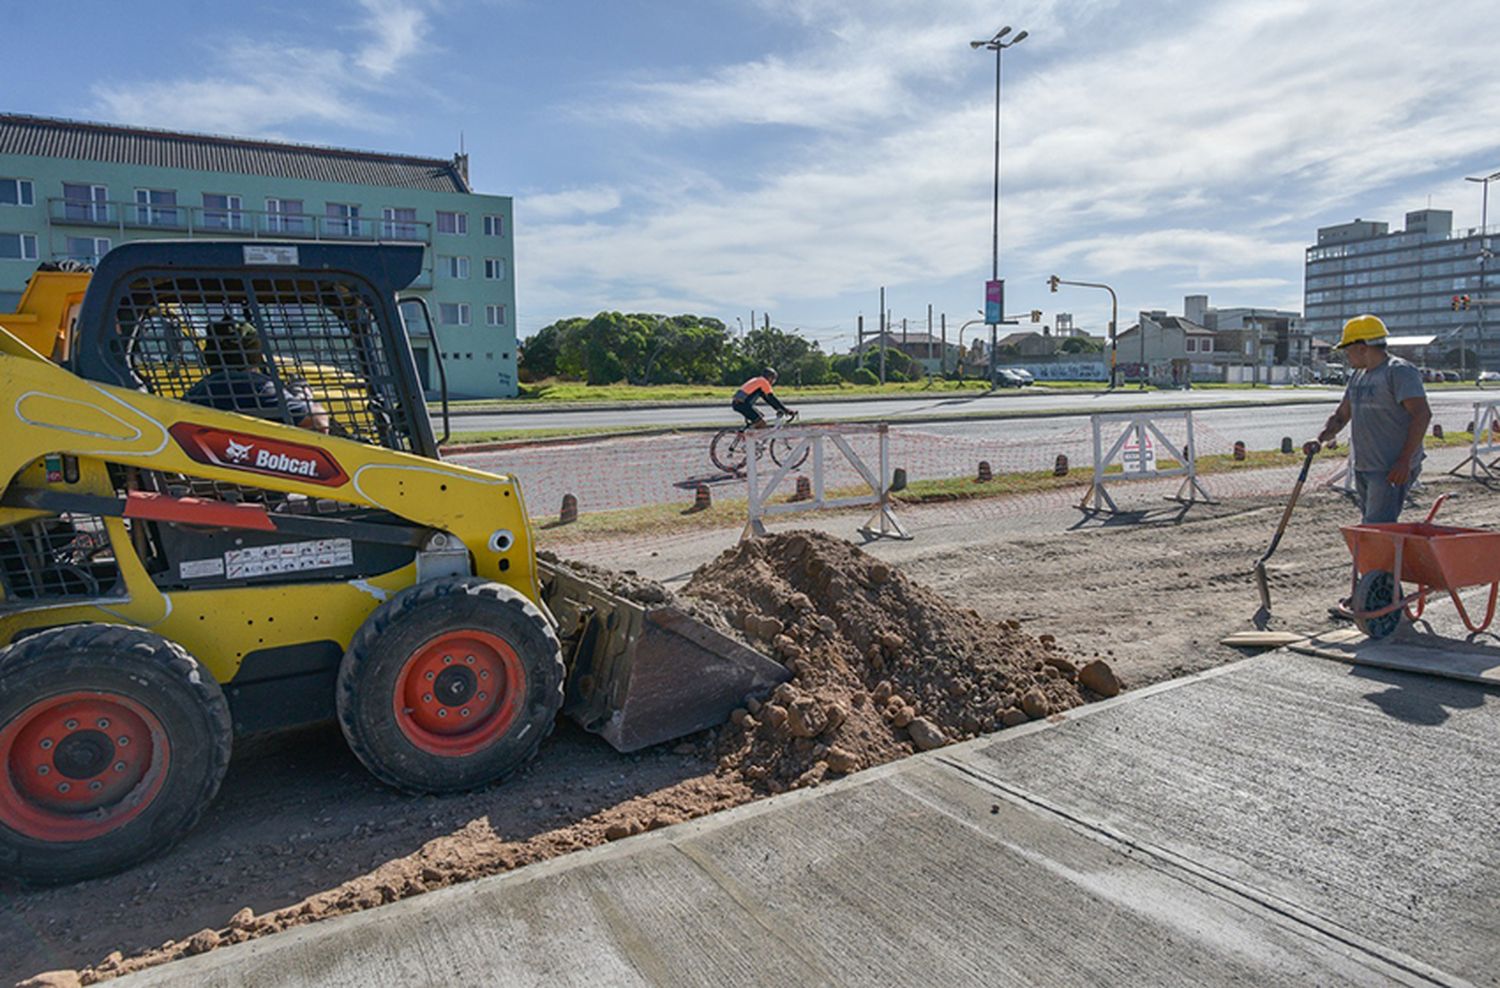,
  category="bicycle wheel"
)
[769,435,810,470]
[710,429,748,475]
